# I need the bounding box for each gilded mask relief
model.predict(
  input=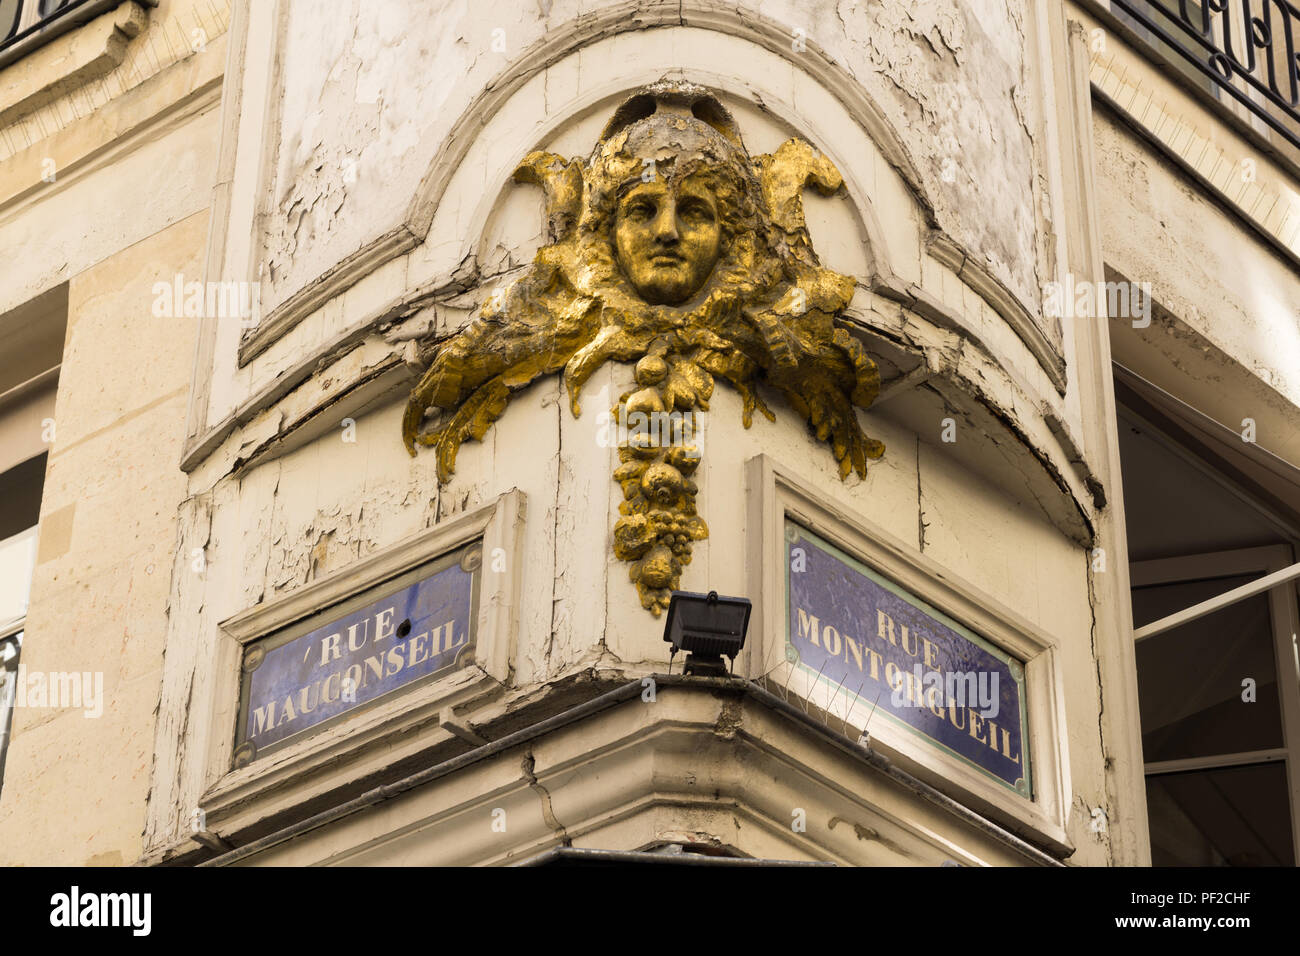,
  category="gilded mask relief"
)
[403,82,885,614]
